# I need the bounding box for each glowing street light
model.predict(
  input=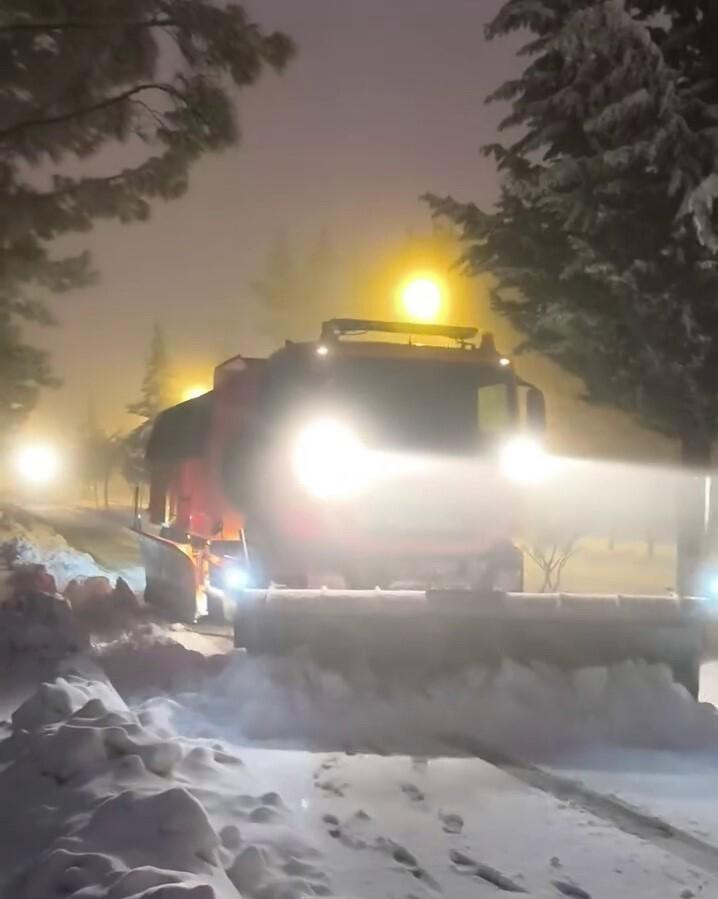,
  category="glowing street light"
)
[14,444,61,485]
[400,273,444,322]
[182,384,209,402]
